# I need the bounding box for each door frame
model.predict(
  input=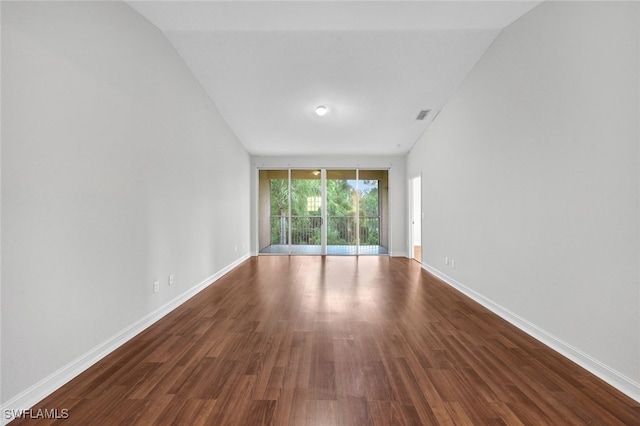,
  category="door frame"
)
[409,174,422,263]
